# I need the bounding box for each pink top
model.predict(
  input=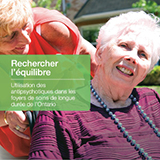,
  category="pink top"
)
[29,88,160,159]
